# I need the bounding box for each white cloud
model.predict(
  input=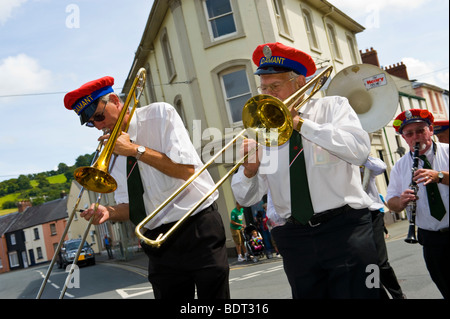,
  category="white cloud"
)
[403,57,449,90]
[329,0,432,28]
[0,54,53,96]
[329,0,430,14]
[0,0,27,25]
